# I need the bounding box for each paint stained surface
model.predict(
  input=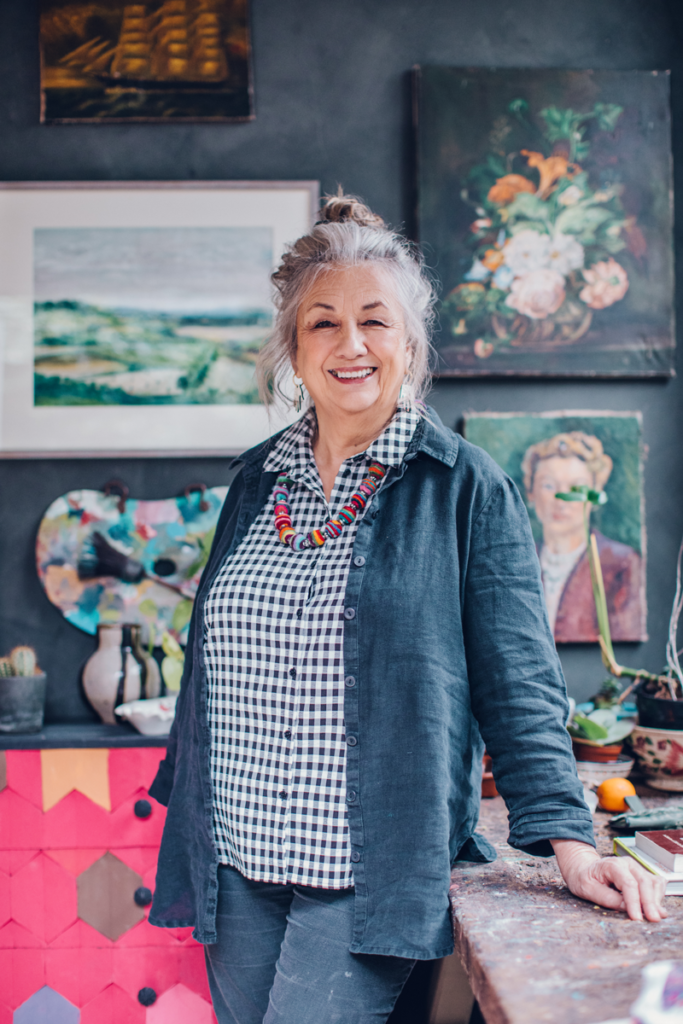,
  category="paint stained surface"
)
[36,485,228,642]
[33,227,272,406]
[417,68,674,376]
[464,411,646,643]
[39,0,253,123]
